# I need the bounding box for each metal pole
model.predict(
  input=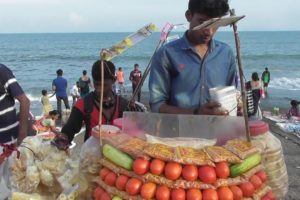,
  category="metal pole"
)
[230,9,251,142]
